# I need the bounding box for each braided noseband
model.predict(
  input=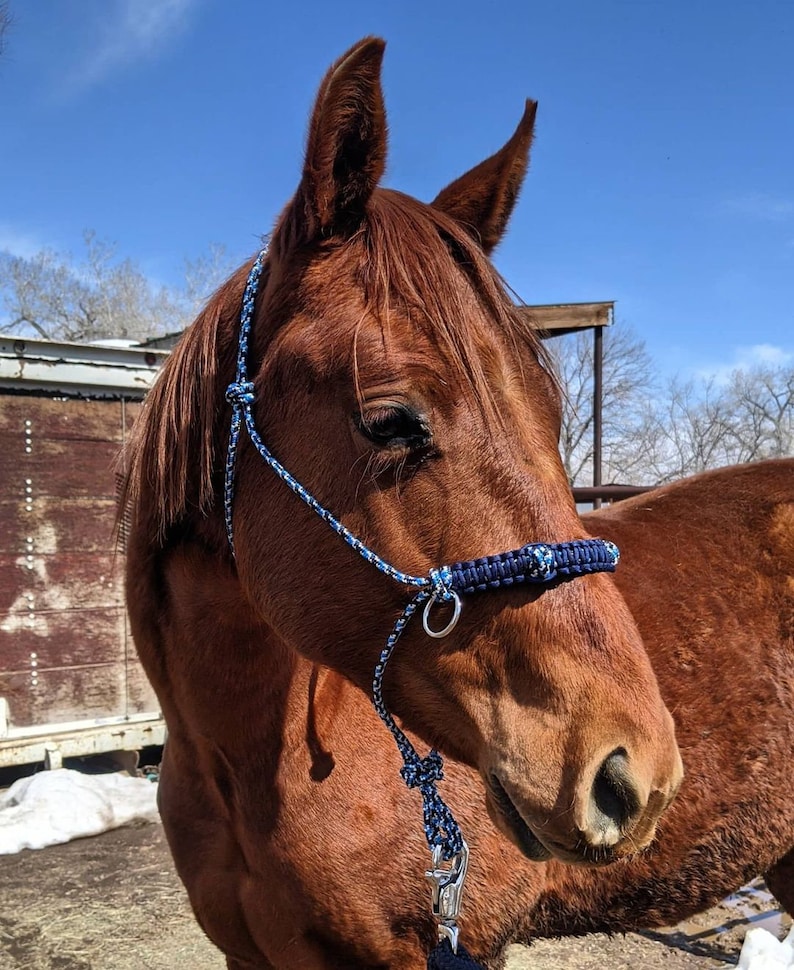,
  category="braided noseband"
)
[224,248,619,960]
